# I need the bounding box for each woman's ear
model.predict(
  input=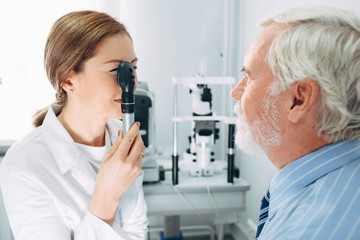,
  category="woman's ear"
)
[60,71,76,93]
[288,79,319,123]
